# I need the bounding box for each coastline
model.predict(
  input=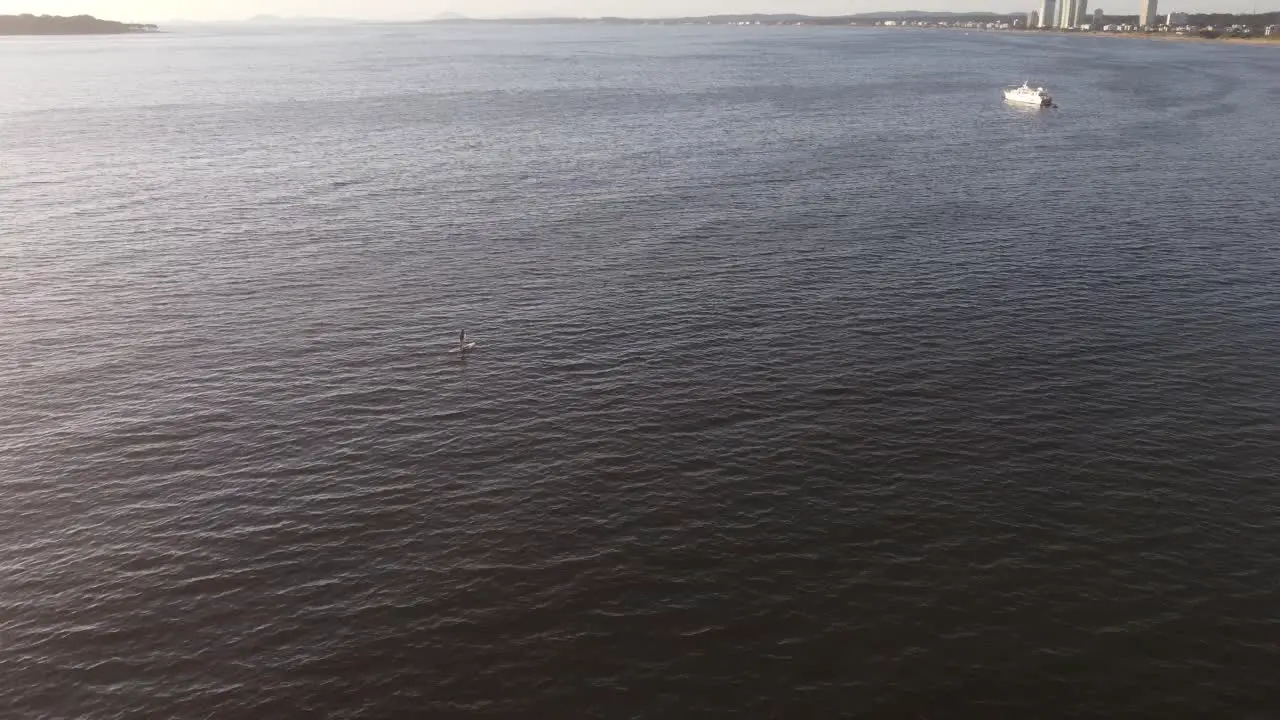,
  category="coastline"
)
[885,25,1280,47]
[0,14,157,36]
[1085,31,1280,46]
